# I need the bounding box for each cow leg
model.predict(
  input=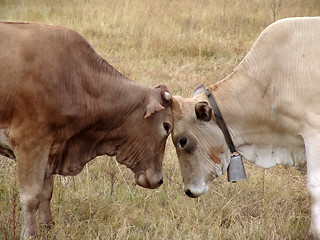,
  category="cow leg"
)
[38,174,54,227]
[303,132,320,239]
[16,146,50,239]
